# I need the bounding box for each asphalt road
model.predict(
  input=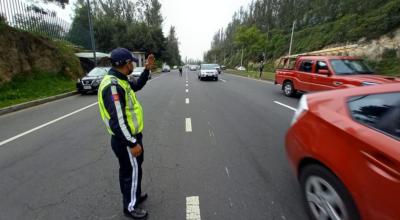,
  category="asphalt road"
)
[0,70,307,220]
